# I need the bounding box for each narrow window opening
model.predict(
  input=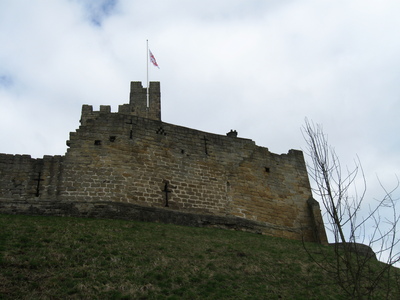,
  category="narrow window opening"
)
[34,172,43,197]
[202,135,209,155]
[162,181,172,207]
[125,118,134,139]
[109,136,116,142]
[265,167,270,173]
[94,140,102,145]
